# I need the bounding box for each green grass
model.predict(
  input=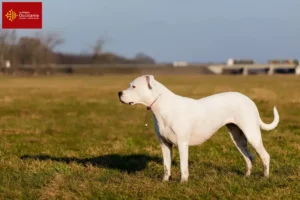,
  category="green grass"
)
[0,75,300,200]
